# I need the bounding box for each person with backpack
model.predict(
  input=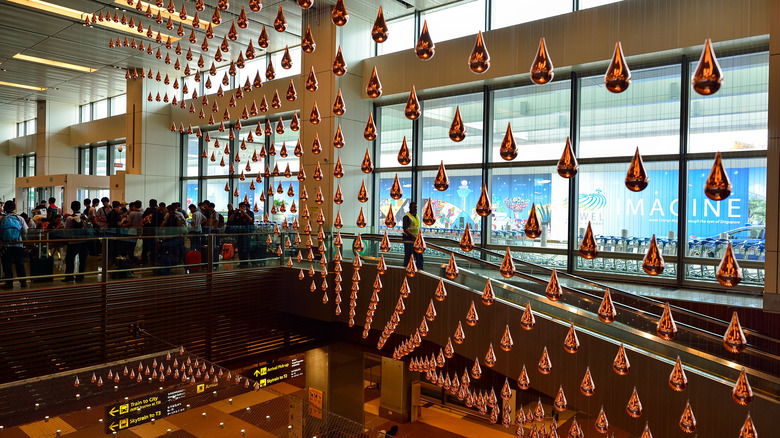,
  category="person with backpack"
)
[1,200,28,289]
[62,201,90,283]
[46,197,59,222]
[94,197,111,235]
